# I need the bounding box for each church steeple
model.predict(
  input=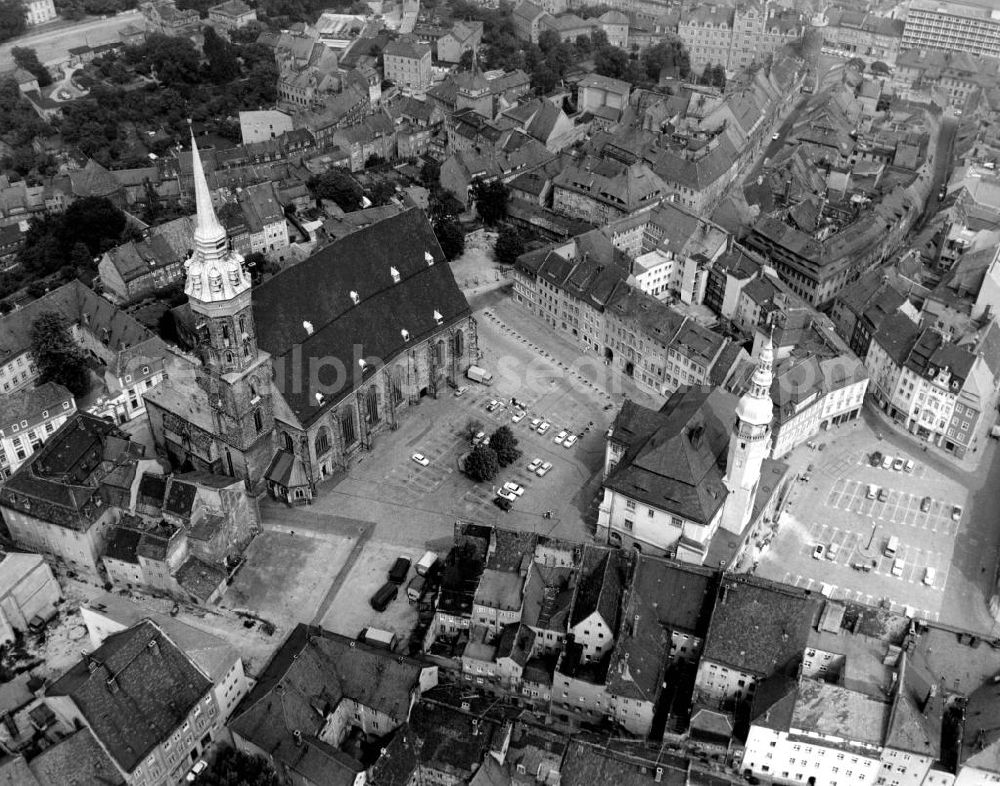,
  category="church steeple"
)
[720,330,775,535]
[184,131,250,306]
